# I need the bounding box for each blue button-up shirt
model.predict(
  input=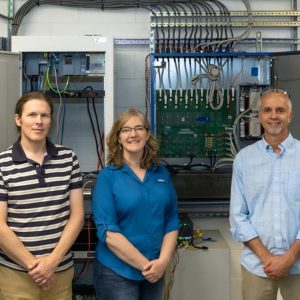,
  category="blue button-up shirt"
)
[92,164,179,280]
[230,133,300,277]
